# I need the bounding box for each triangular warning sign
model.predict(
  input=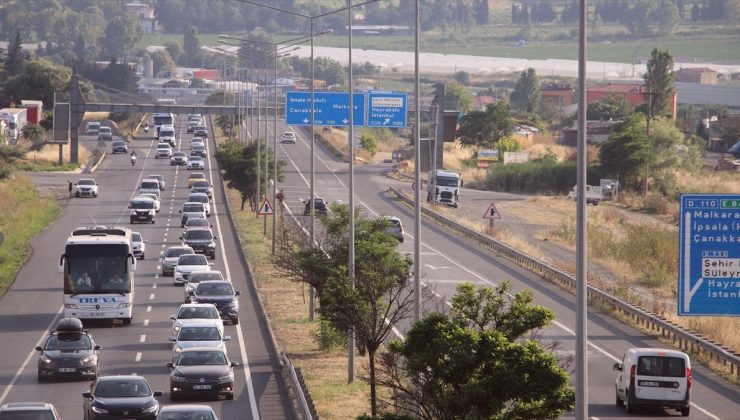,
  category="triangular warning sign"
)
[482,202,501,219]
[257,197,274,216]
